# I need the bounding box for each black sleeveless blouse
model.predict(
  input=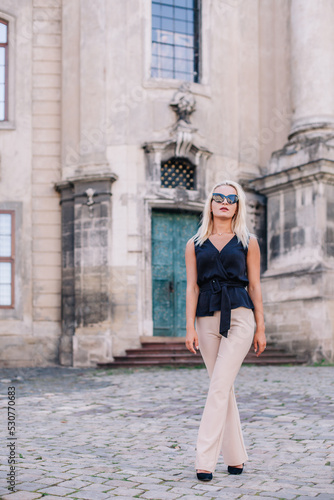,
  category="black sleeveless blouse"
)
[195,234,254,337]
